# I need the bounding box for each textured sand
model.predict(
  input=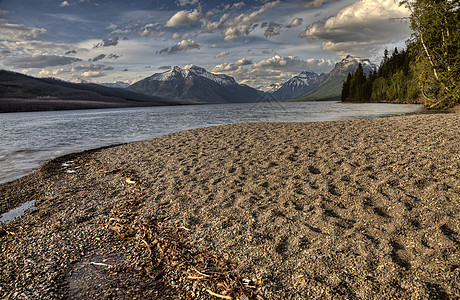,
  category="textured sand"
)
[1,113,459,299]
